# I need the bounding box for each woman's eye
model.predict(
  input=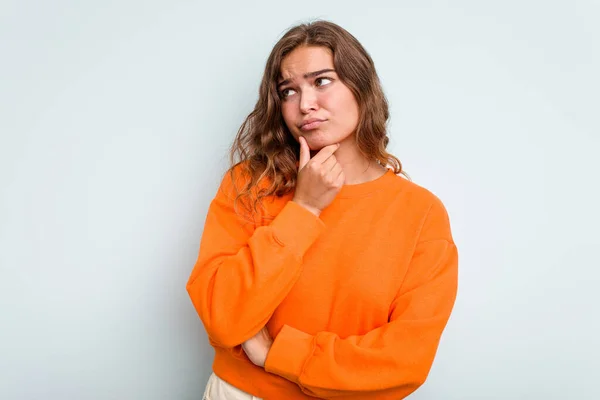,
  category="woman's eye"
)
[281,88,296,98]
[316,77,332,87]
